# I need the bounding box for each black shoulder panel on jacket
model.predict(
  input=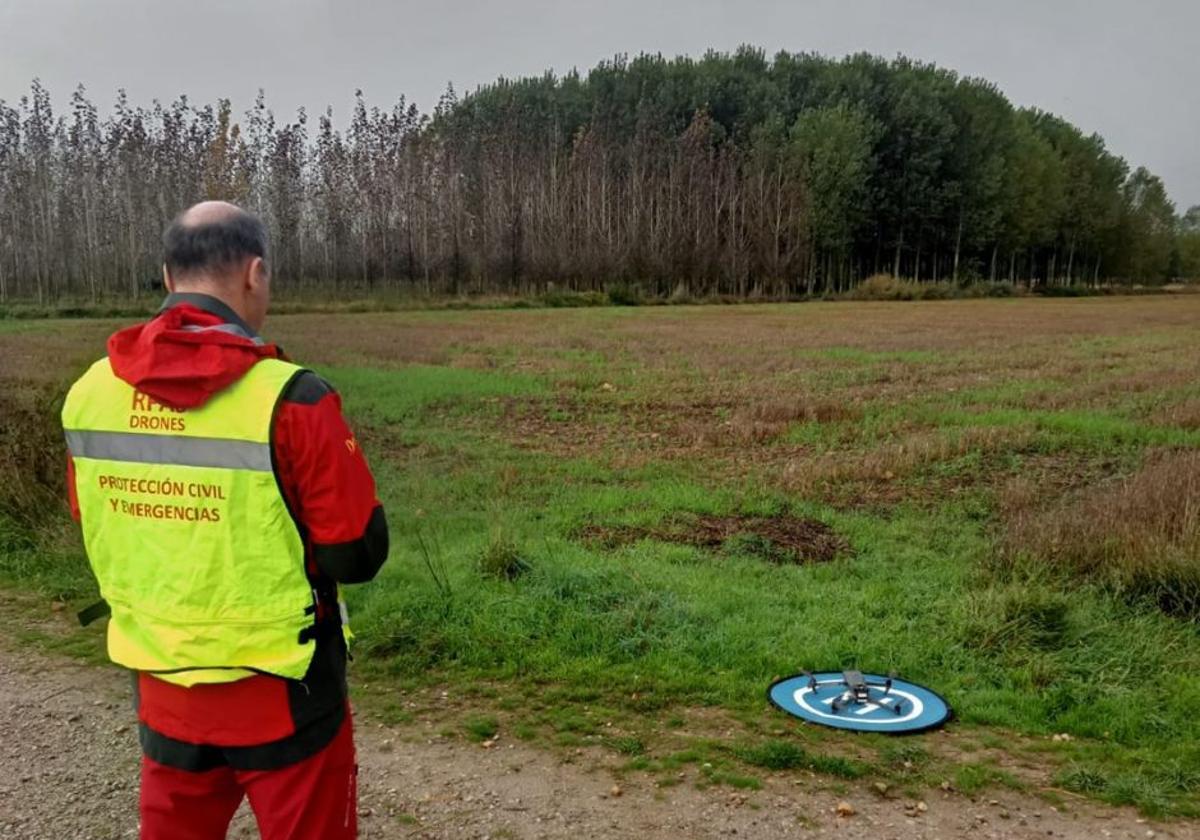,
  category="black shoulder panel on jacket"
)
[281,370,336,405]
